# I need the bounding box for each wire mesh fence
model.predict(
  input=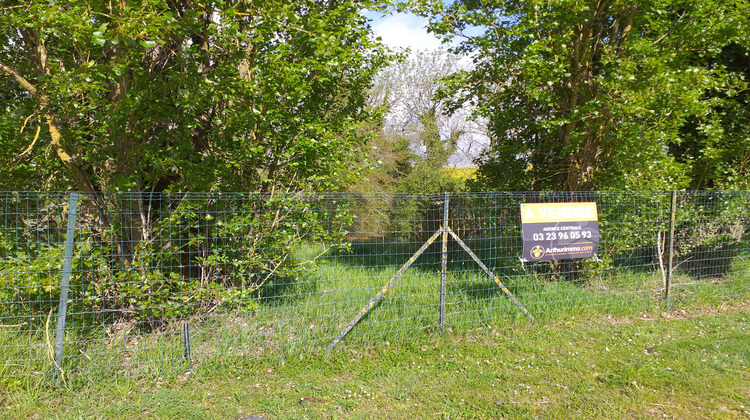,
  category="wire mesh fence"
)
[1,191,748,380]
